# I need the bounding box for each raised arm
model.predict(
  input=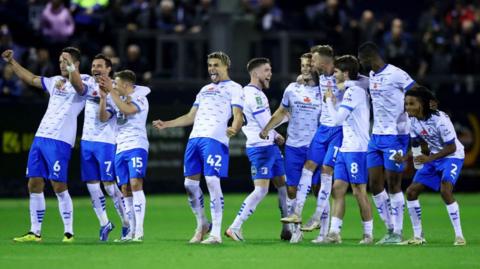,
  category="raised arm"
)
[99,89,113,122]
[1,50,42,89]
[61,52,85,95]
[325,88,350,125]
[226,106,243,138]
[153,106,198,130]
